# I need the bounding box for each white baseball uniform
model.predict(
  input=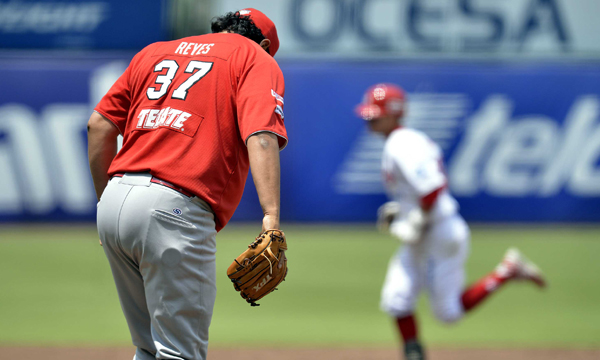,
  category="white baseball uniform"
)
[380,127,470,323]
